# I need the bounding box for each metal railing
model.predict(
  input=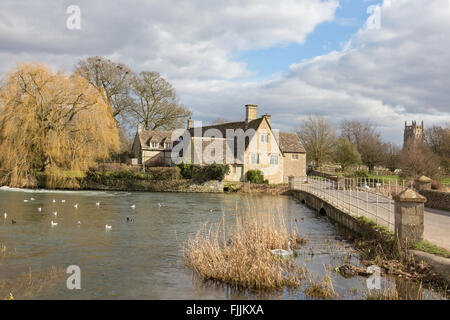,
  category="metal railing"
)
[290,176,408,232]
